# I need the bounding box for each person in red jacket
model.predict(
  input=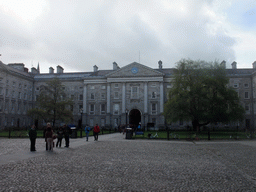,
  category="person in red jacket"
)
[93,124,100,141]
